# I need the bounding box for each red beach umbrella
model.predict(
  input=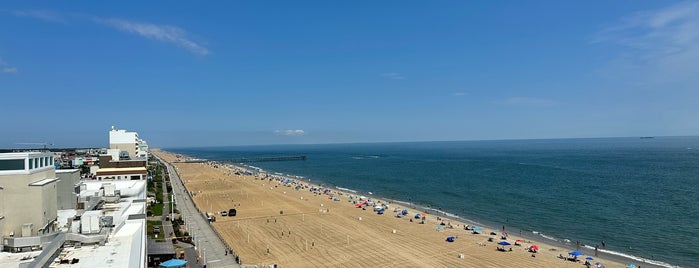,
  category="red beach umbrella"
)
[530,245,539,251]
